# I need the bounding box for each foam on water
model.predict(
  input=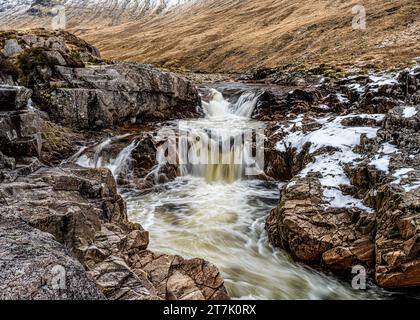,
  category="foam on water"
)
[124,89,386,299]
